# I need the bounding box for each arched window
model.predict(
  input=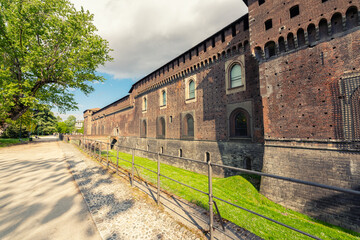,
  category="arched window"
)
[186,115,194,137]
[307,24,316,45]
[238,43,243,53]
[160,117,165,136]
[189,80,195,99]
[182,114,194,138]
[157,117,166,138]
[287,33,295,50]
[319,19,328,40]
[331,13,343,35]
[297,28,306,47]
[162,90,166,106]
[230,109,250,137]
[143,97,147,111]
[141,119,147,138]
[243,40,249,52]
[254,46,263,61]
[346,6,359,30]
[264,41,276,59]
[230,64,242,88]
[278,37,286,53]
